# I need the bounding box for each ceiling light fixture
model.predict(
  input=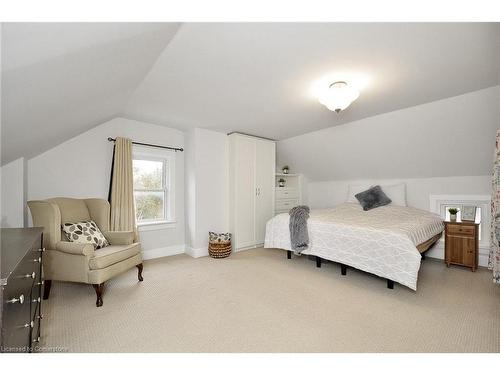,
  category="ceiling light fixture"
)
[318,81,360,113]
